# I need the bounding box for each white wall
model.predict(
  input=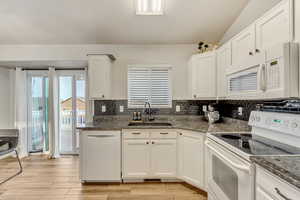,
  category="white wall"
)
[0,68,15,128]
[0,44,197,99]
[220,0,282,44]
